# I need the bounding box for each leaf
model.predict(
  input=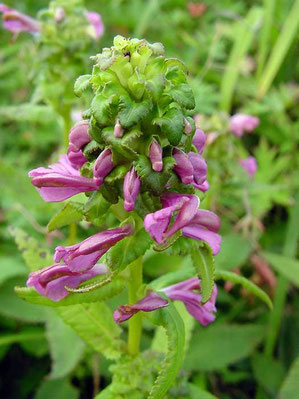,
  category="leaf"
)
[74,74,91,97]
[0,103,58,125]
[185,324,265,371]
[107,228,152,273]
[263,252,299,287]
[56,303,124,359]
[215,234,252,271]
[251,353,285,395]
[188,384,218,399]
[168,83,195,109]
[91,94,115,127]
[46,311,85,379]
[150,266,194,291]
[15,276,125,307]
[118,95,151,128]
[191,243,215,303]
[215,270,273,310]
[35,379,79,399]
[279,357,299,399]
[148,303,185,399]
[9,227,52,272]
[0,256,27,285]
[83,191,111,224]
[0,329,44,346]
[101,127,141,160]
[154,105,184,145]
[47,202,84,232]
